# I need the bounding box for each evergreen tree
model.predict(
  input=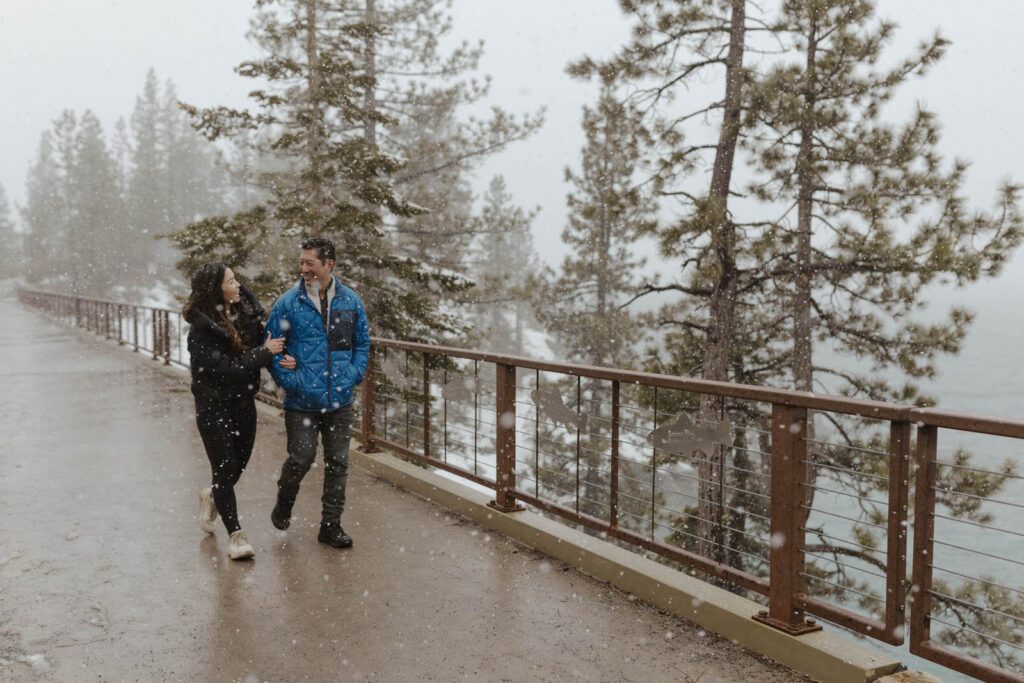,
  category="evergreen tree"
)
[68,110,125,295]
[571,0,762,565]
[128,68,164,275]
[160,78,229,228]
[537,89,653,369]
[176,0,541,339]
[177,0,469,339]
[0,183,17,277]
[746,0,1022,401]
[467,175,539,355]
[21,112,78,286]
[348,0,544,290]
[531,89,656,522]
[21,111,127,294]
[21,131,64,280]
[741,0,1024,658]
